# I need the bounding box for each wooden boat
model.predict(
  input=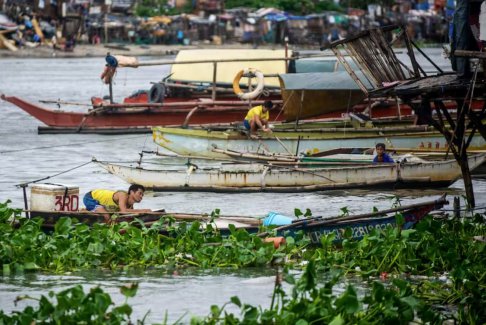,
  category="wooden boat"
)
[285,194,447,244]
[26,196,447,245]
[4,45,481,134]
[27,209,262,232]
[93,153,486,192]
[0,94,279,132]
[209,146,486,167]
[152,125,486,159]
